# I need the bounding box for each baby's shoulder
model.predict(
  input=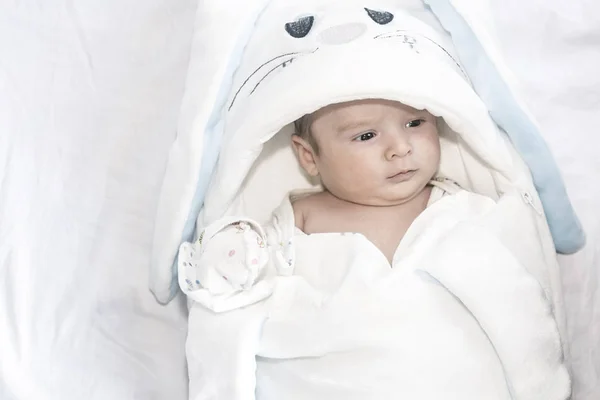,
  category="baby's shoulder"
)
[291,192,329,231]
[291,191,329,212]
